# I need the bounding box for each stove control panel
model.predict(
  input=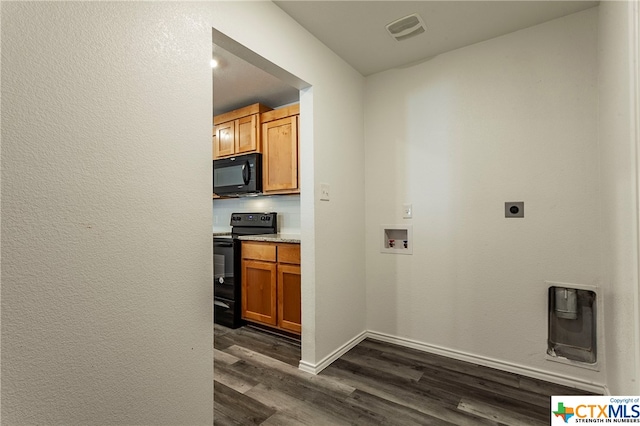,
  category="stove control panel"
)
[230,212,277,227]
